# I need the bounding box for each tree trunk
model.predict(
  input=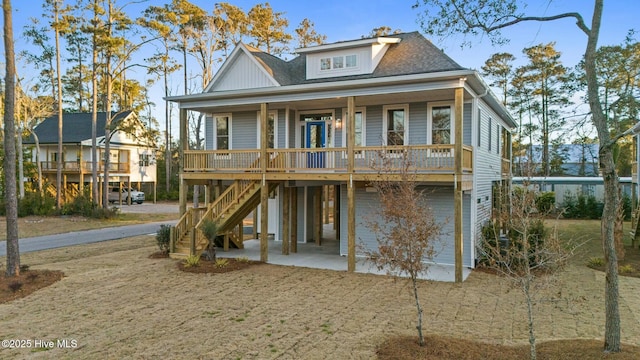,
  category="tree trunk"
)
[3,0,21,277]
[55,0,64,208]
[584,0,620,352]
[412,276,424,346]
[17,124,24,198]
[523,279,537,360]
[91,5,99,205]
[33,132,43,195]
